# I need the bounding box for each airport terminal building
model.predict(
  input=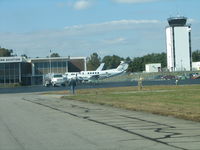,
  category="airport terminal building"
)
[0,56,86,85]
